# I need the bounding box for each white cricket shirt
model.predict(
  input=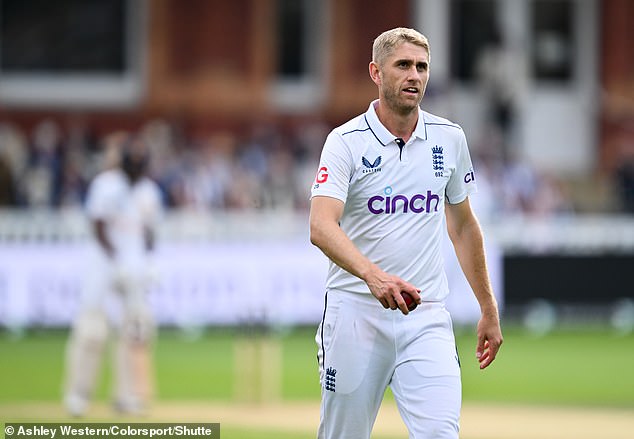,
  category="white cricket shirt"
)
[85,168,163,265]
[311,100,477,301]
